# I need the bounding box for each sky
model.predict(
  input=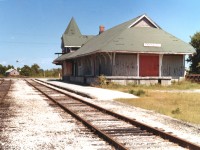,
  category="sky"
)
[0,0,200,70]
